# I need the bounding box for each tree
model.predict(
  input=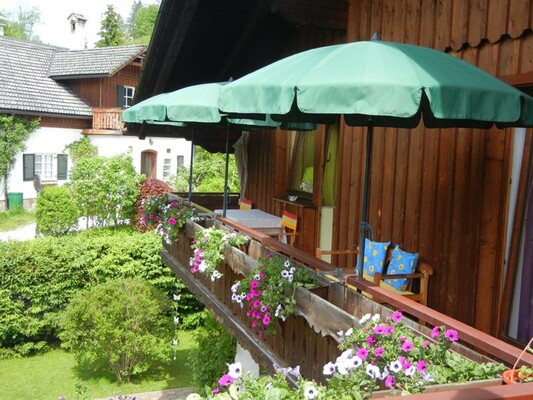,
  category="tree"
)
[0,114,39,207]
[69,155,141,226]
[168,146,240,193]
[60,278,173,383]
[1,6,41,41]
[126,1,159,45]
[96,4,125,47]
[64,136,98,164]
